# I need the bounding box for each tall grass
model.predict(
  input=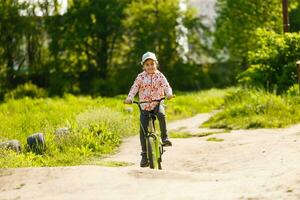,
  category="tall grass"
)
[0,95,137,167]
[0,88,228,168]
[203,88,300,129]
[166,88,232,120]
